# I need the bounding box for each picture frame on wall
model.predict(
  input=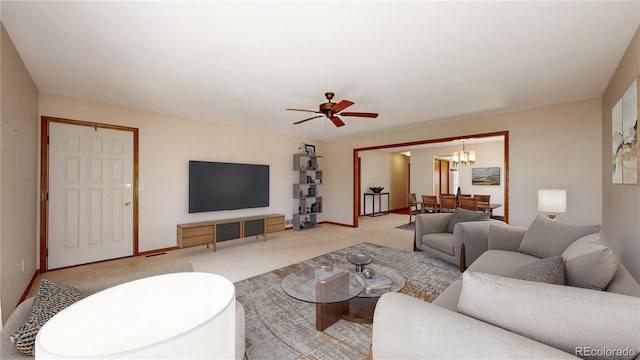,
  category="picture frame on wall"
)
[612,77,638,185]
[305,144,316,155]
[472,167,501,185]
